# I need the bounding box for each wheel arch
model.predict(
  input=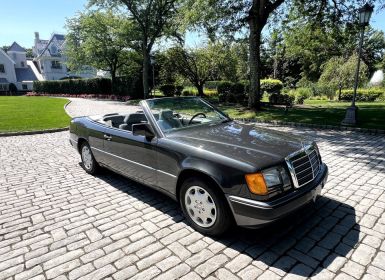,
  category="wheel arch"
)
[77,137,88,153]
[176,169,223,203]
